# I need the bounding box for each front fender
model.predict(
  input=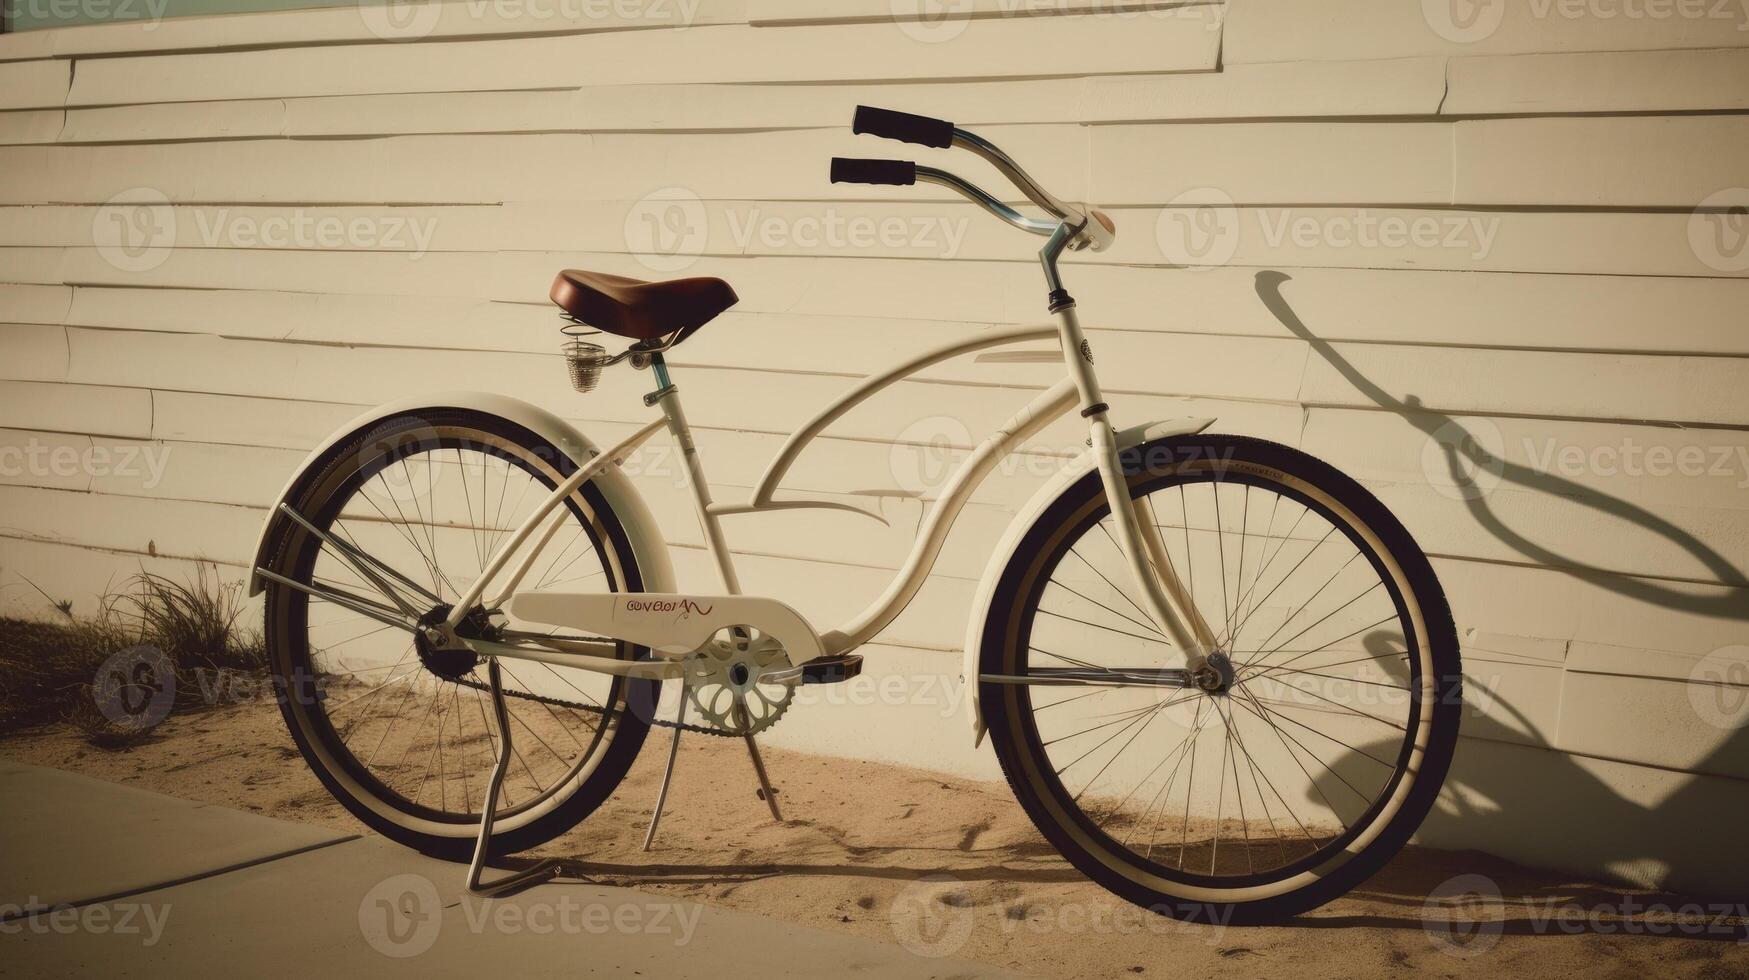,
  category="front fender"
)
[962,417,1215,746]
[246,391,674,597]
